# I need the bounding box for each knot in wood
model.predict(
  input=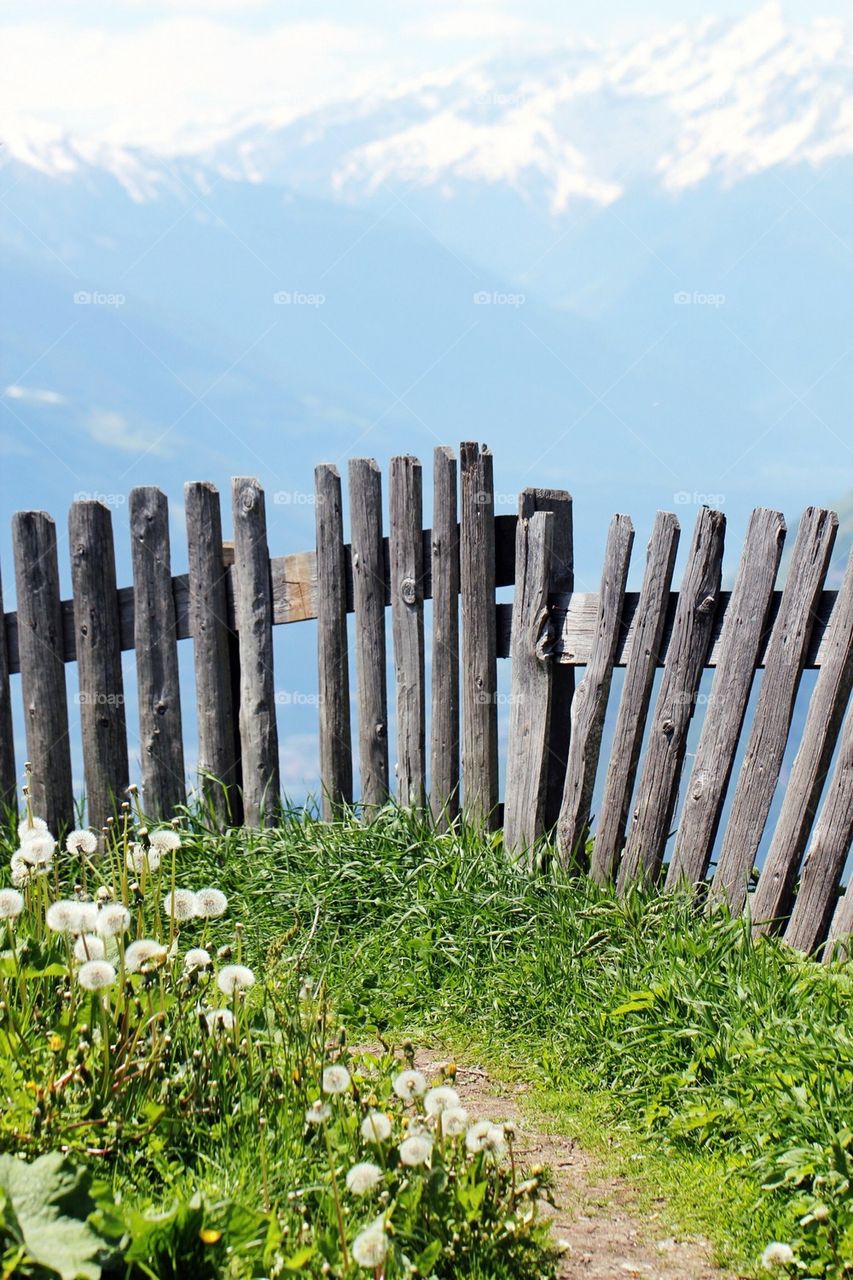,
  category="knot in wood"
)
[697,594,715,615]
[400,577,417,605]
[661,718,674,737]
[375,722,386,739]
